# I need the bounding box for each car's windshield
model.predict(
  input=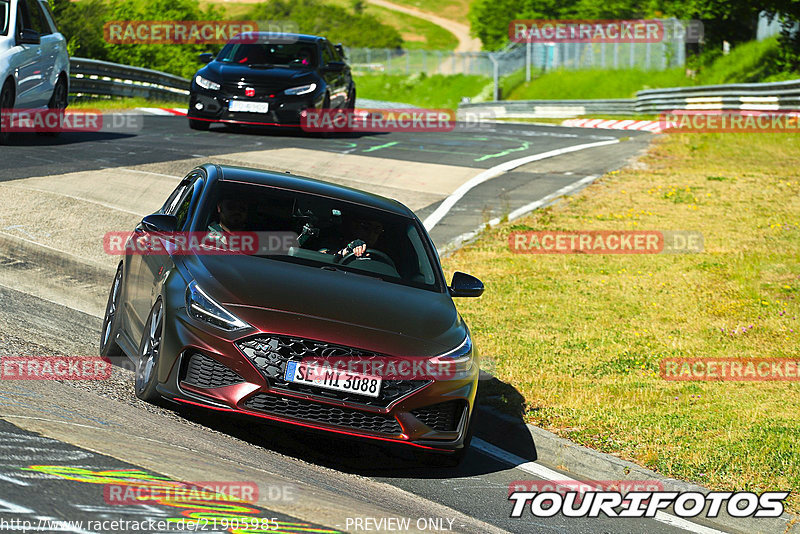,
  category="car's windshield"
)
[195,181,442,292]
[217,42,318,68]
[0,1,9,36]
